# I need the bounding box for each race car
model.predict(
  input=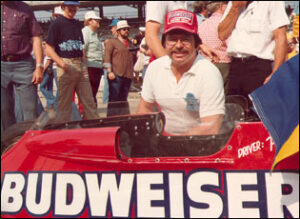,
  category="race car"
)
[1,96,299,218]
